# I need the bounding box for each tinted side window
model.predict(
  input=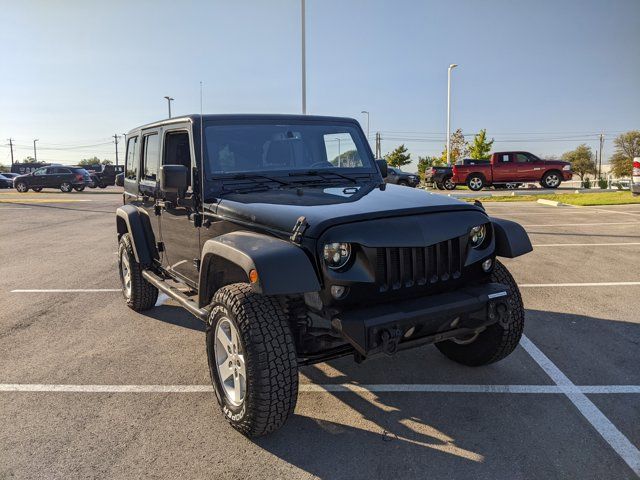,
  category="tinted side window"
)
[125,136,138,180]
[33,167,47,175]
[515,153,530,163]
[56,167,71,174]
[142,134,160,182]
[163,131,192,186]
